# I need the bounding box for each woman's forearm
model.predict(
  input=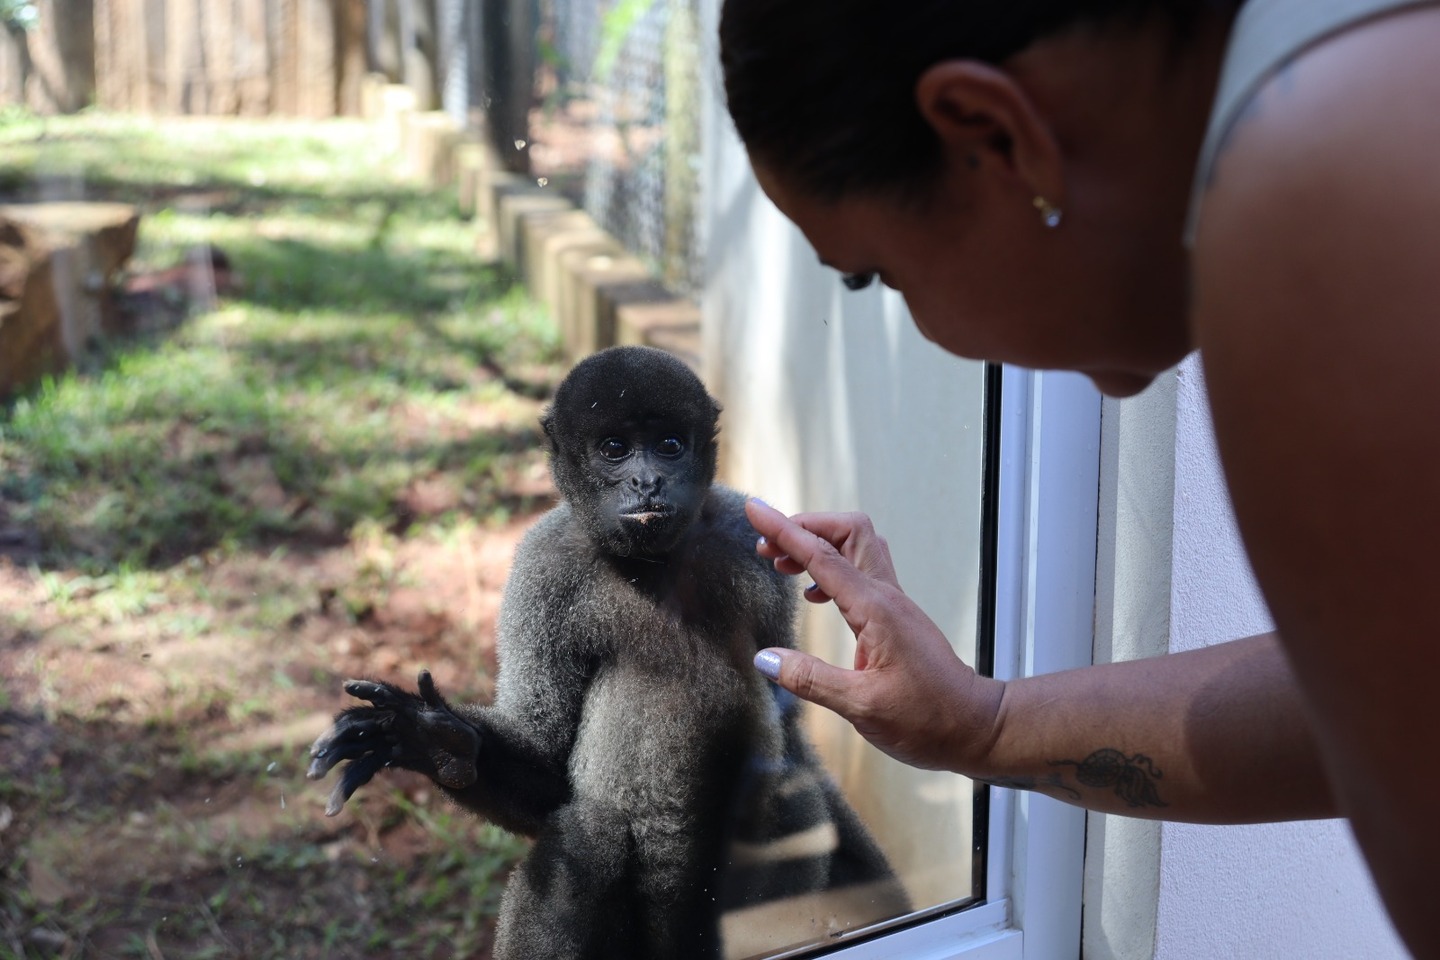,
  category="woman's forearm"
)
[971,633,1336,823]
